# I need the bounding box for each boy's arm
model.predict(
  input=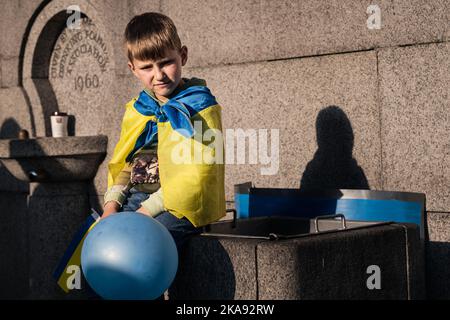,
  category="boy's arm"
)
[137,188,165,217]
[103,164,133,218]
